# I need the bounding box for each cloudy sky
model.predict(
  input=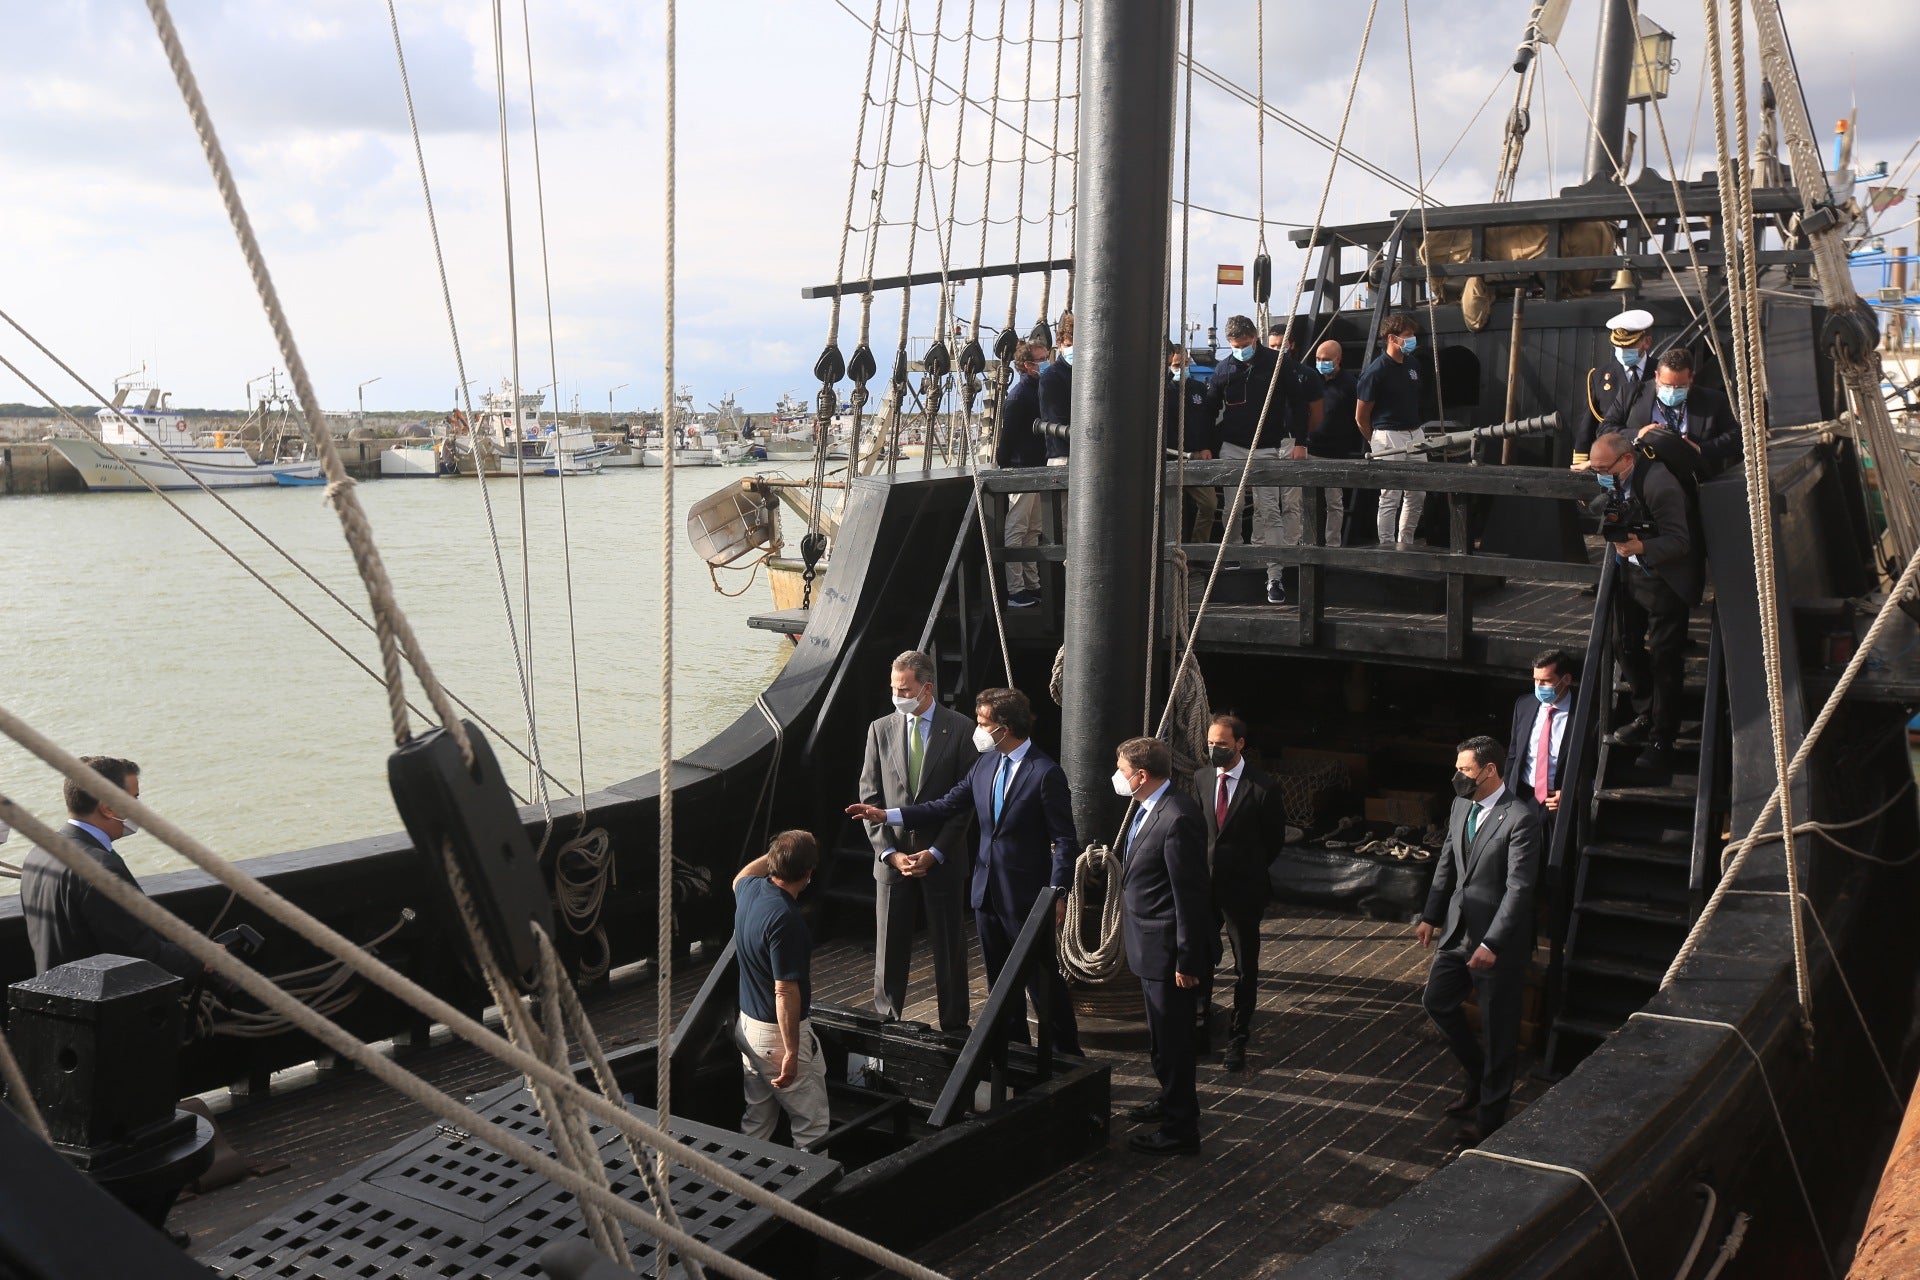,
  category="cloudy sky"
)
[3,0,1915,417]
